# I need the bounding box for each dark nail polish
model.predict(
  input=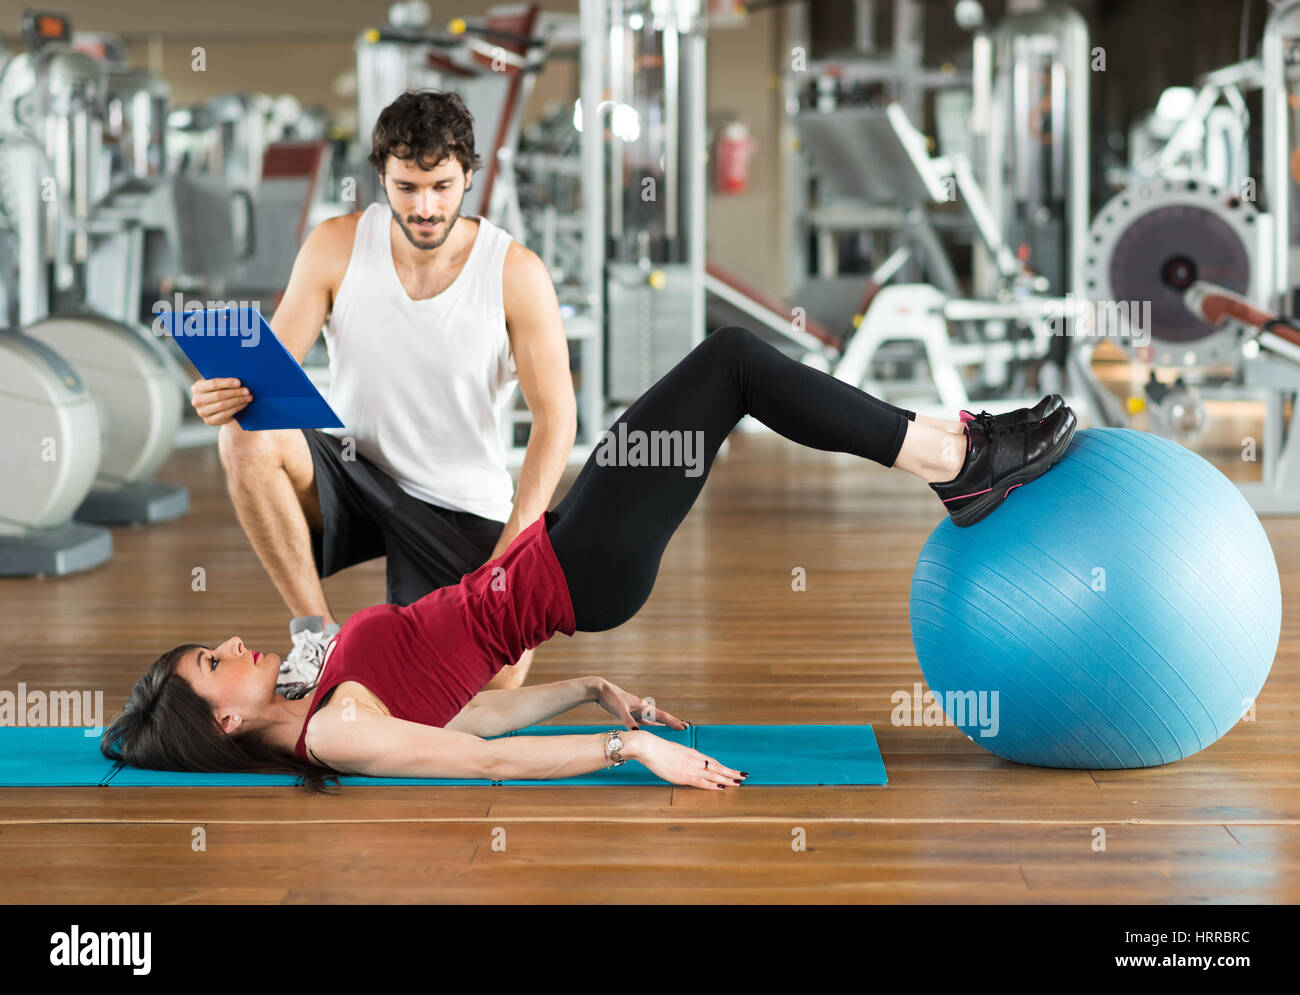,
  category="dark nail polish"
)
[741,772,749,777]
[732,778,742,784]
